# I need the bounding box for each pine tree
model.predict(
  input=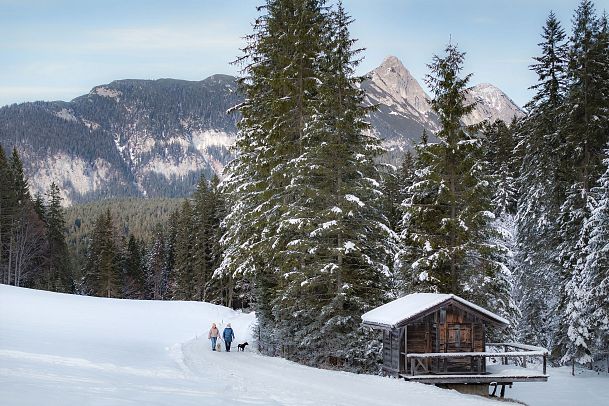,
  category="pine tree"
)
[123,235,146,299]
[9,147,30,206]
[45,182,73,293]
[395,147,421,295]
[483,120,521,339]
[562,146,609,366]
[585,148,609,357]
[484,120,518,216]
[221,0,328,354]
[270,1,394,368]
[82,209,122,298]
[382,159,407,298]
[192,178,212,302]
[556,0,609,361]
[206,176,233,306]
[514,10,568,349]
[146,227,167,300]
[32,193,45,220]
[403,44,497,306]
[0,147,47,288]
[173,200,196,300]
[0,145,18,285]
[98,210,122,298]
